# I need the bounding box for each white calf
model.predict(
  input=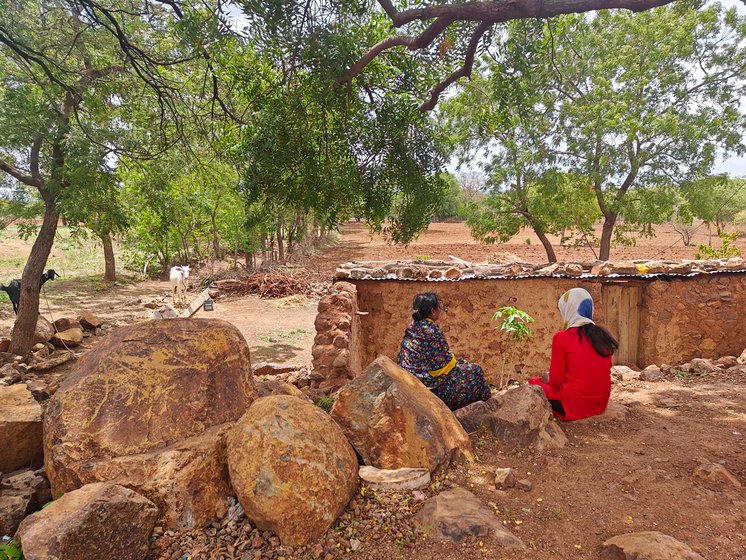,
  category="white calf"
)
[170,265,191,307]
